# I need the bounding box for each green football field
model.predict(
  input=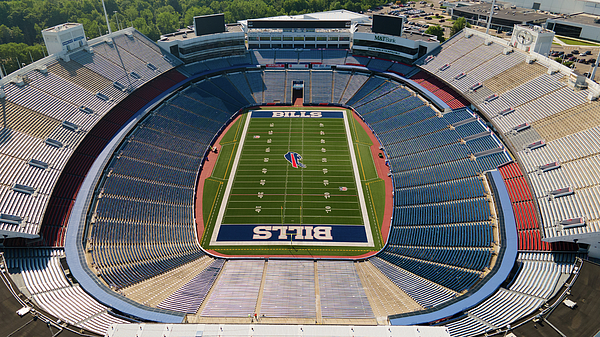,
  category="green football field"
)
[201,108,385,257]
